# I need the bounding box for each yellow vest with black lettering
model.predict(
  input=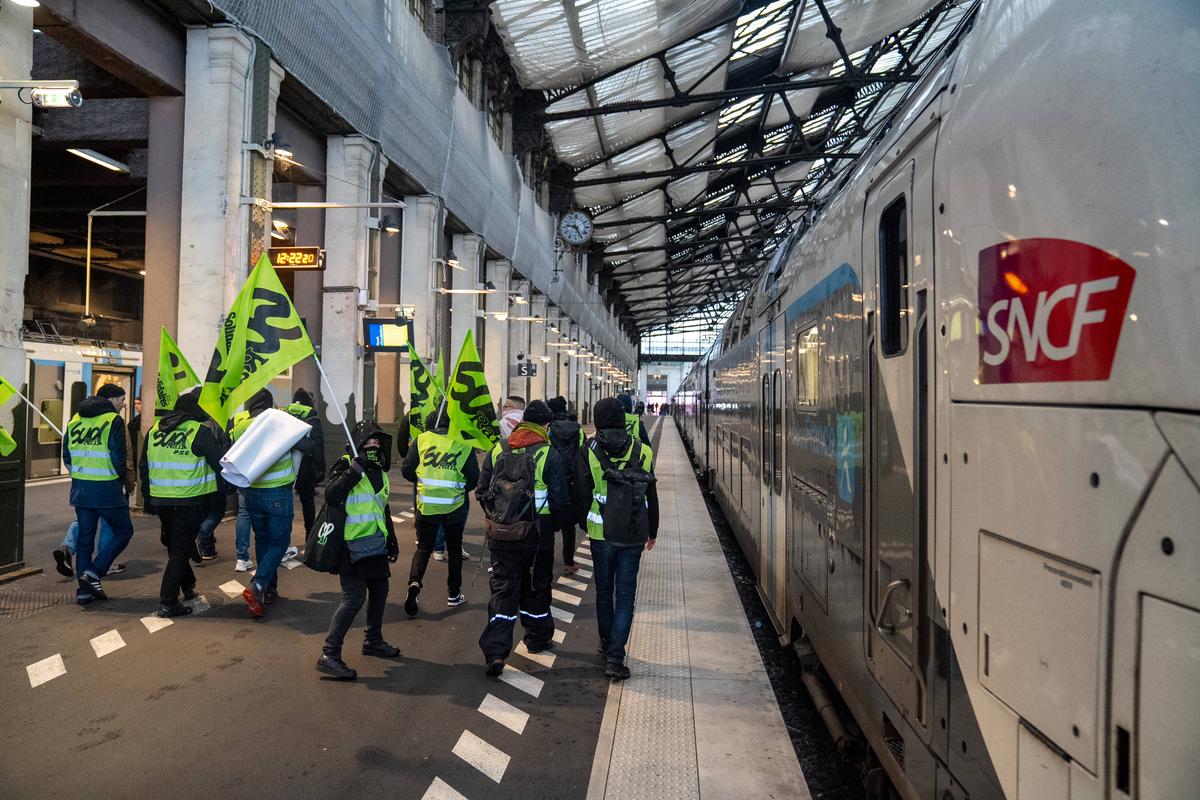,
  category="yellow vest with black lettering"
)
[623,413,640,438]
[488,440,551,515]
[586,438,654,540]
[340,455,390,542]
[66,412,118,482]
[146,420,217,499]
[231,413,297,489]
[415,430,472,515]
